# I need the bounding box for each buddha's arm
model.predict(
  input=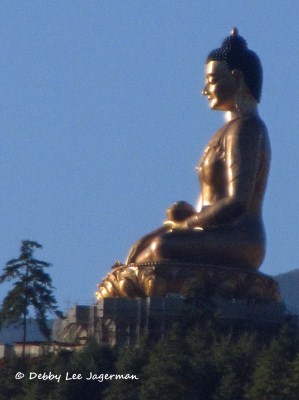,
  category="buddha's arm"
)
[186,119,264,229]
